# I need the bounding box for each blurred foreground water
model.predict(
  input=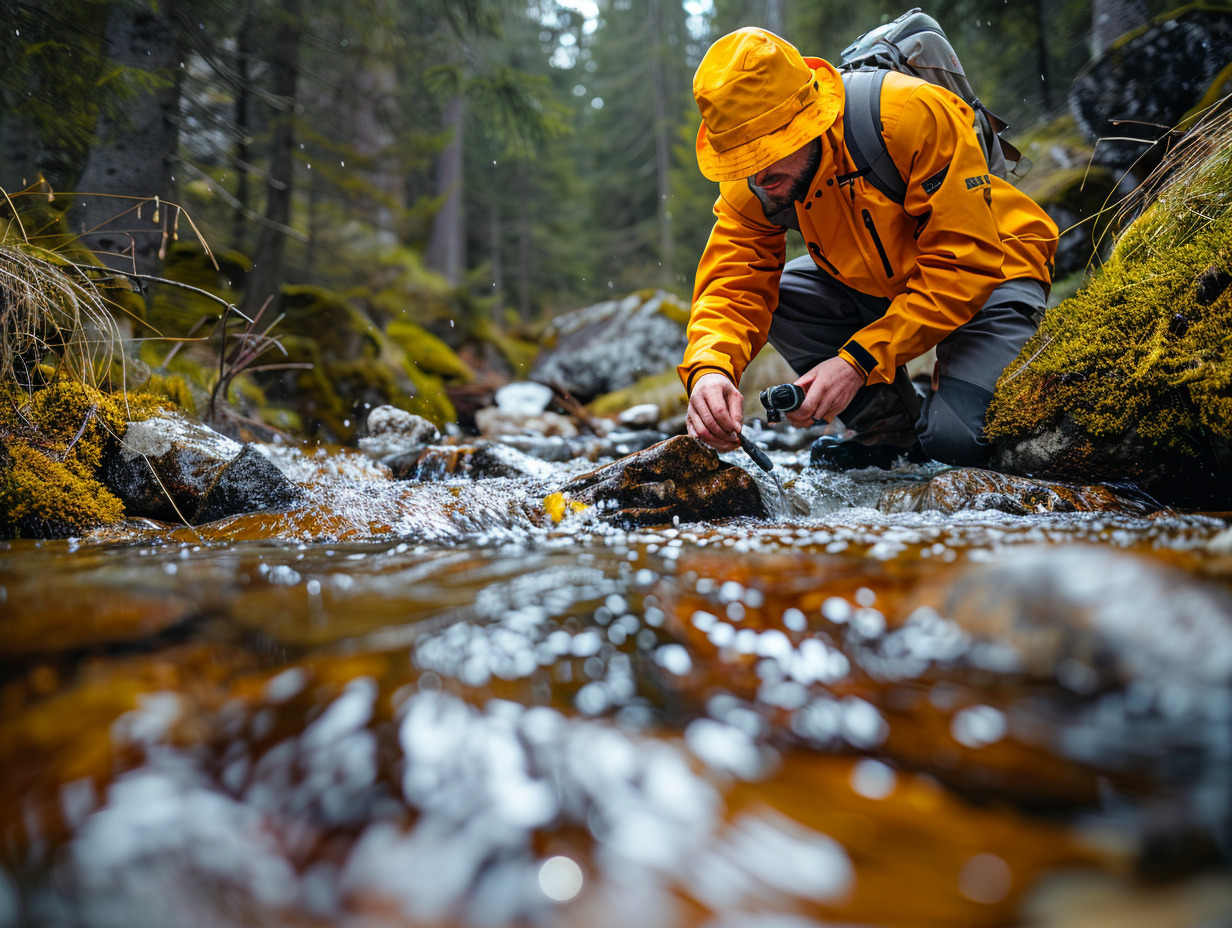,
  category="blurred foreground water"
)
[3,440,1232,928]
